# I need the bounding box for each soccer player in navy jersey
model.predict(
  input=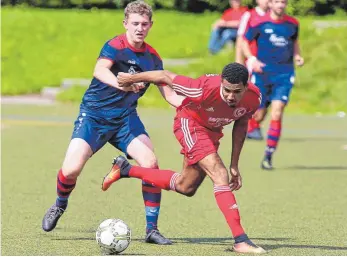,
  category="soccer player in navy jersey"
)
[242,0,304,169]
[102,63,266,254]
[41,0,184,245]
